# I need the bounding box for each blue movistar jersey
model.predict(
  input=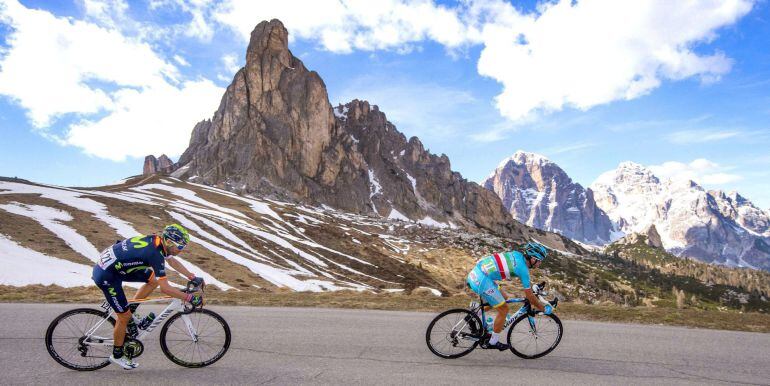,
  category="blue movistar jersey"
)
[95,235,168,279]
